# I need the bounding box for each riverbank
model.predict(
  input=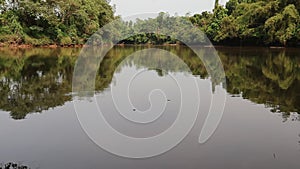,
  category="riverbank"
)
[0,43,297,49]
[0,43,86,49]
